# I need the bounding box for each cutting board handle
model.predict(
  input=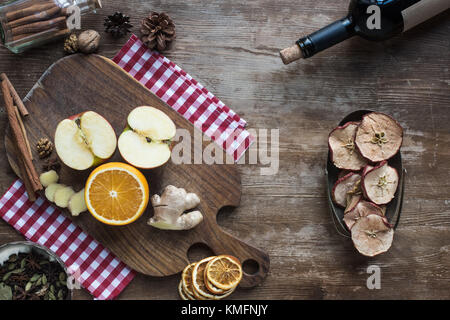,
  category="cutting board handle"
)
[203,228,270,288]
